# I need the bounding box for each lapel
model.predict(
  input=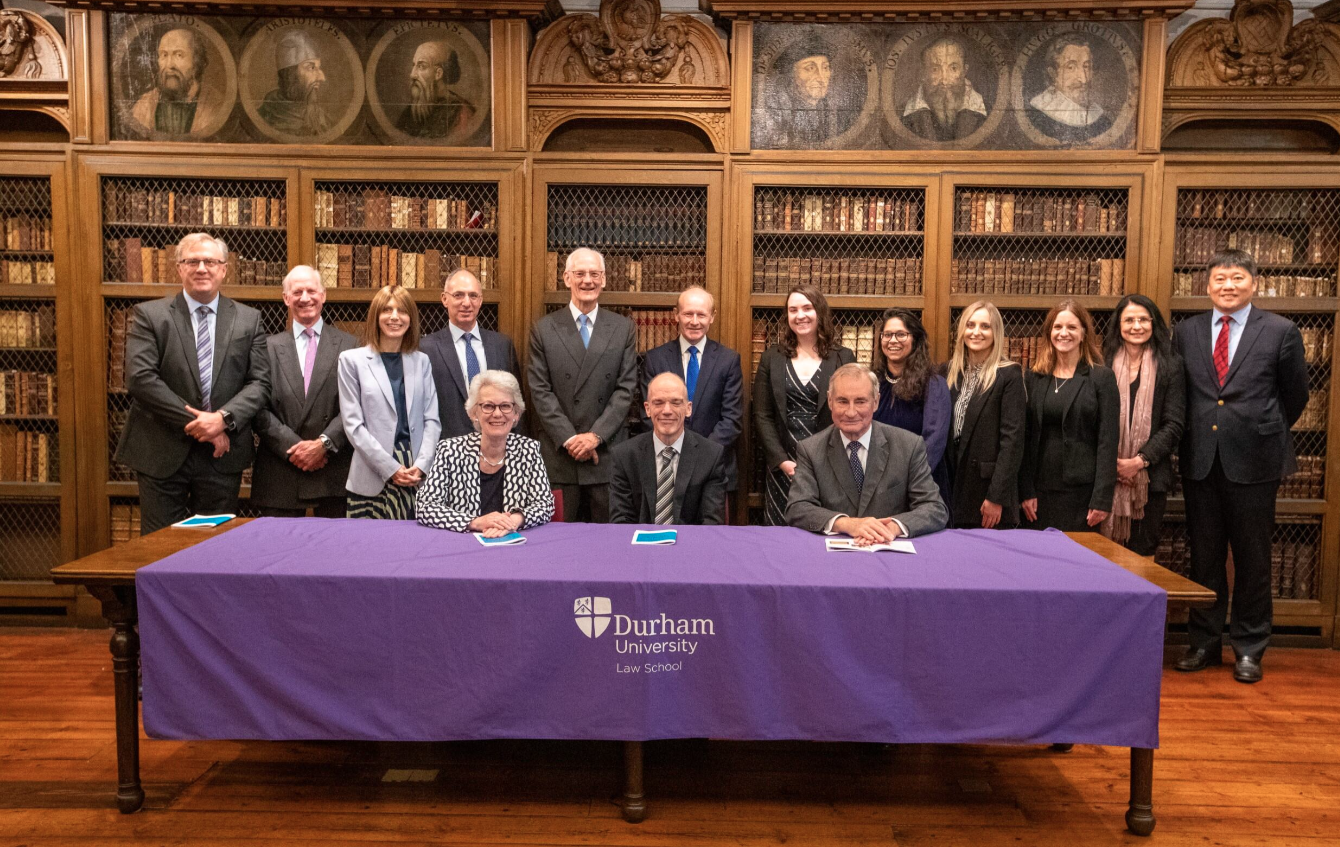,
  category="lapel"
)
[404,352,422,424]
[1187,312,1220,388]
[574,309,616,393]
[1222,308,1265,388]
[1059,360,1091,426]
[482,329,507,373]
[641,435,661,519]
[465,433,485,515]
[169,293,204,405]
[275,328,304,408]
[954,376,994,466]
[555,308,588,371]
[211,297,235,387]
[298,324,340,422]
[857,425,889,515]
[672,432,697,518]
[691,340,718,407]
[365,347,395,409]
[440,327,469,401]
[769,349,788,415]
[825,428,862,513]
